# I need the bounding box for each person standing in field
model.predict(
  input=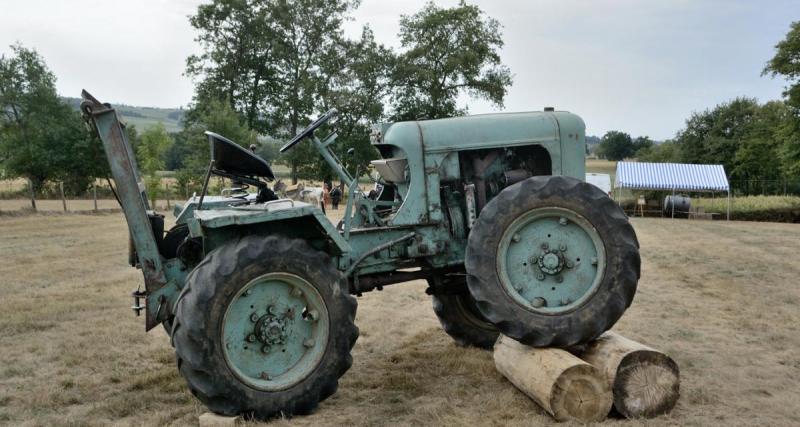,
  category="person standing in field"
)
[330,185,342,210]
